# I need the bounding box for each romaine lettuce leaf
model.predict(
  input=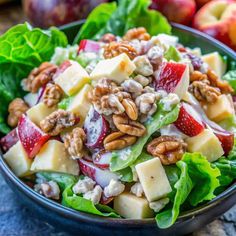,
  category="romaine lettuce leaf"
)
[0,23,67,134]
[110,105,180,171]
[74,0,171,43]
[62,187,120,218]
[164,46,181,62]
[222,70,236,93]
